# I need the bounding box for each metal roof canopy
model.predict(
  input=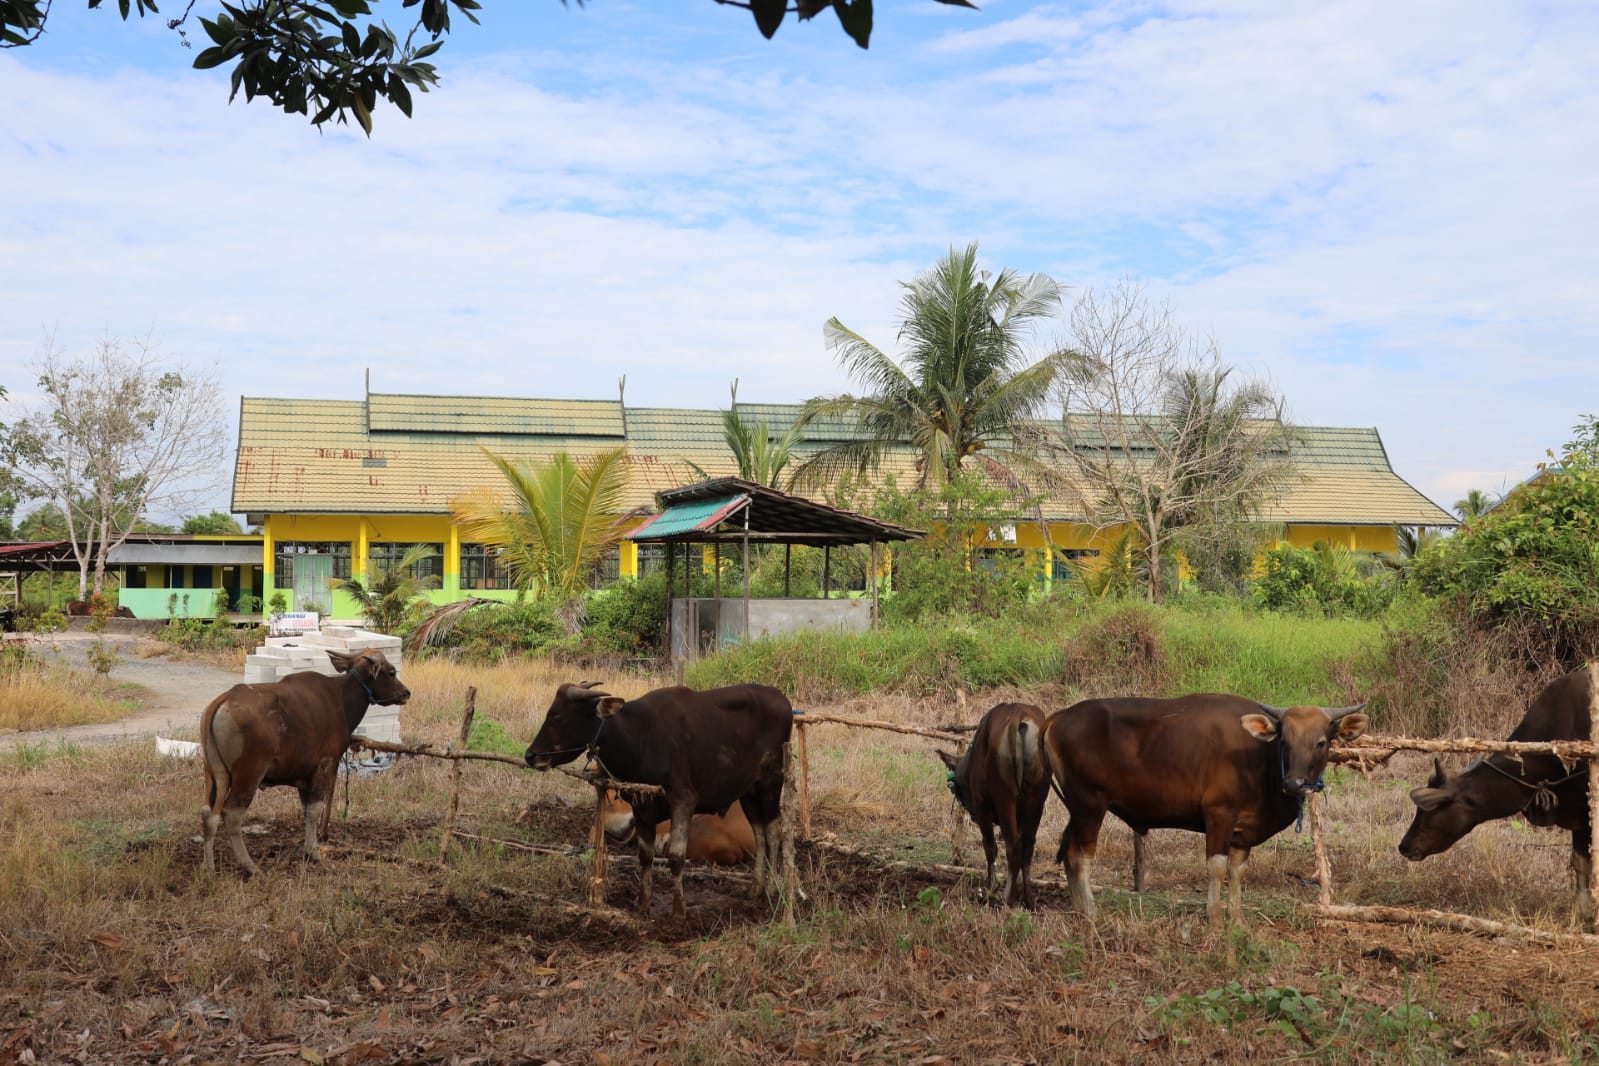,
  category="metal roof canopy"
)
[626,478,923,667]
[627,477,924,548]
